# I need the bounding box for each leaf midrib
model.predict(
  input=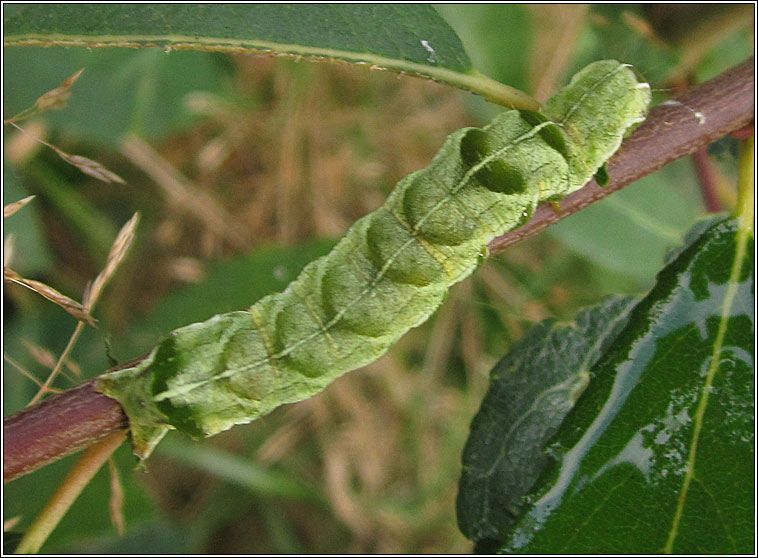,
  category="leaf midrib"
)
[664,220,751,553]
[4,32,538,110]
